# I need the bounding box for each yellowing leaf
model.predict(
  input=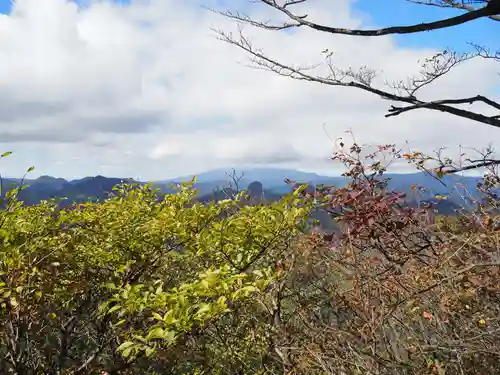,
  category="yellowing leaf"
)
[107,305,122,315]
[151,312,163,321]
[146,327,165,341]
